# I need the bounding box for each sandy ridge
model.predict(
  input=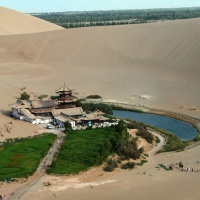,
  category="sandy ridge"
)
[0,6,63,35]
